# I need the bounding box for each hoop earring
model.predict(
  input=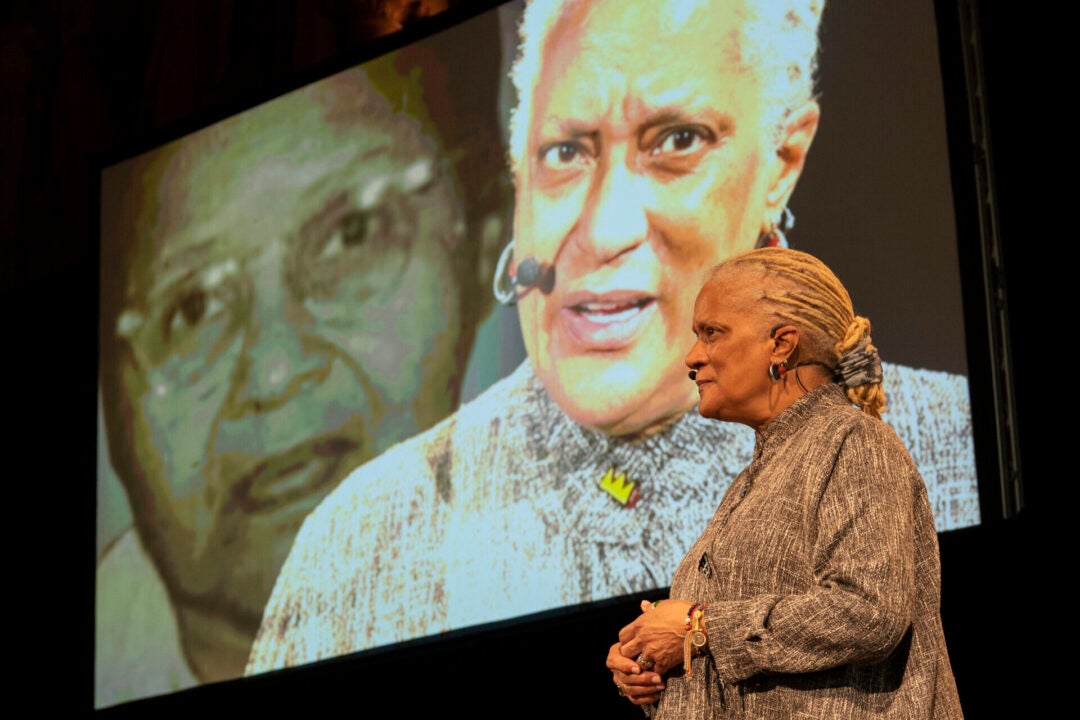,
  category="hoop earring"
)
[755,207,795,249]
[492,239,517,305]
[768,359,788,382]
